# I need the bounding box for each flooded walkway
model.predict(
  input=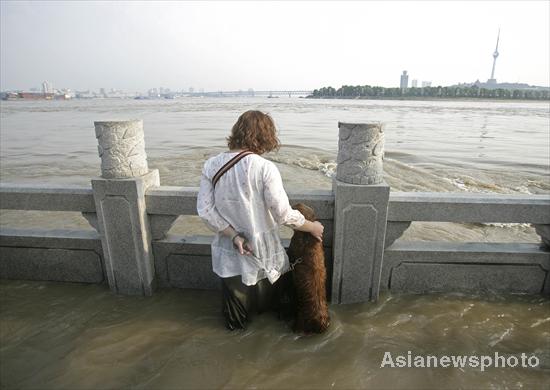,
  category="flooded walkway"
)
[1,280,548,389]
